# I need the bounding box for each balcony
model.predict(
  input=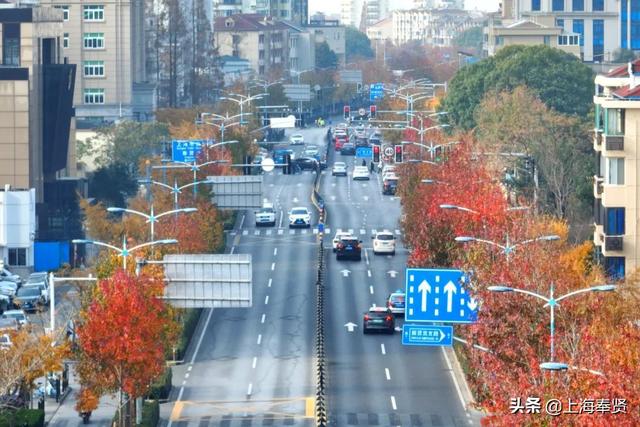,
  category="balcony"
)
[593,128,602,150]
[593,175,603,198]
[604,134,624,151]
[604,235,623,251]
